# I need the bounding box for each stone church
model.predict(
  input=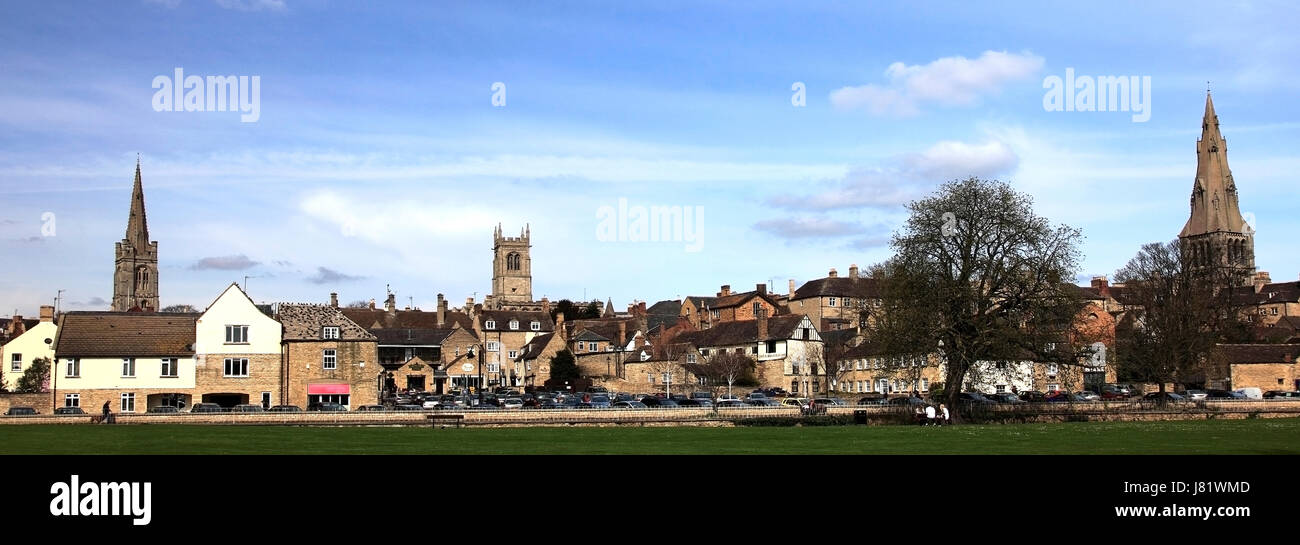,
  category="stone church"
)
[1178,92,1256,284]
[484,224,547,312]
[111,160,159,312]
